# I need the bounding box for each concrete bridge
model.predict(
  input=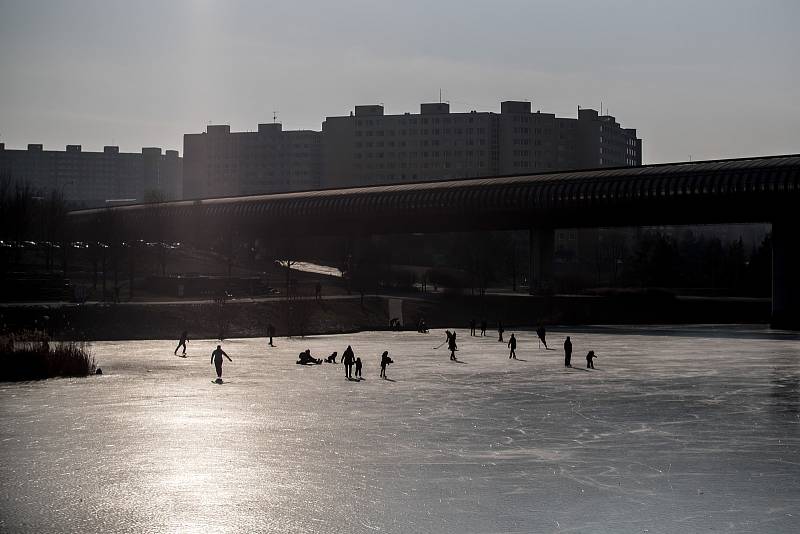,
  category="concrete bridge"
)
[67,154,800,327]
